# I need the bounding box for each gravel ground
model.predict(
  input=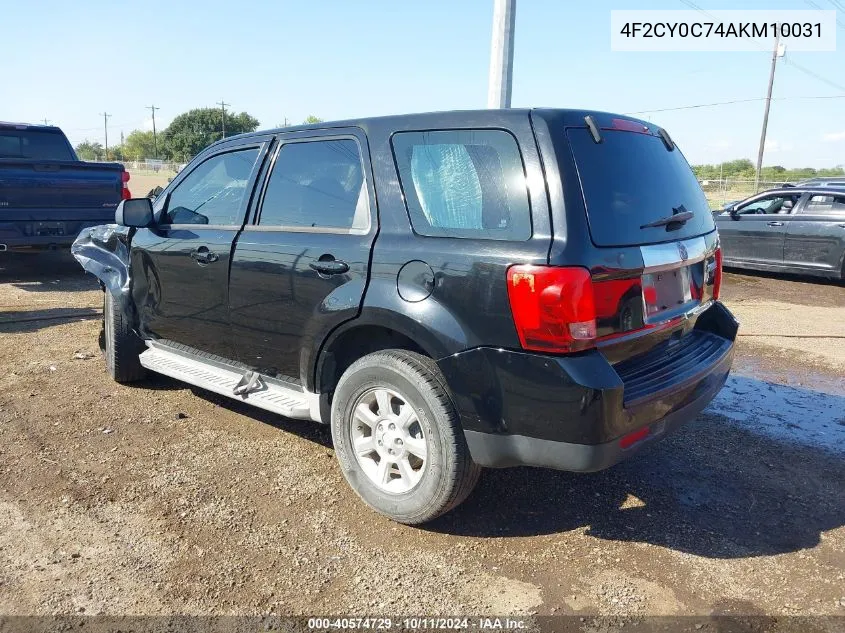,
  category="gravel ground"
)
[0,253,844,619]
